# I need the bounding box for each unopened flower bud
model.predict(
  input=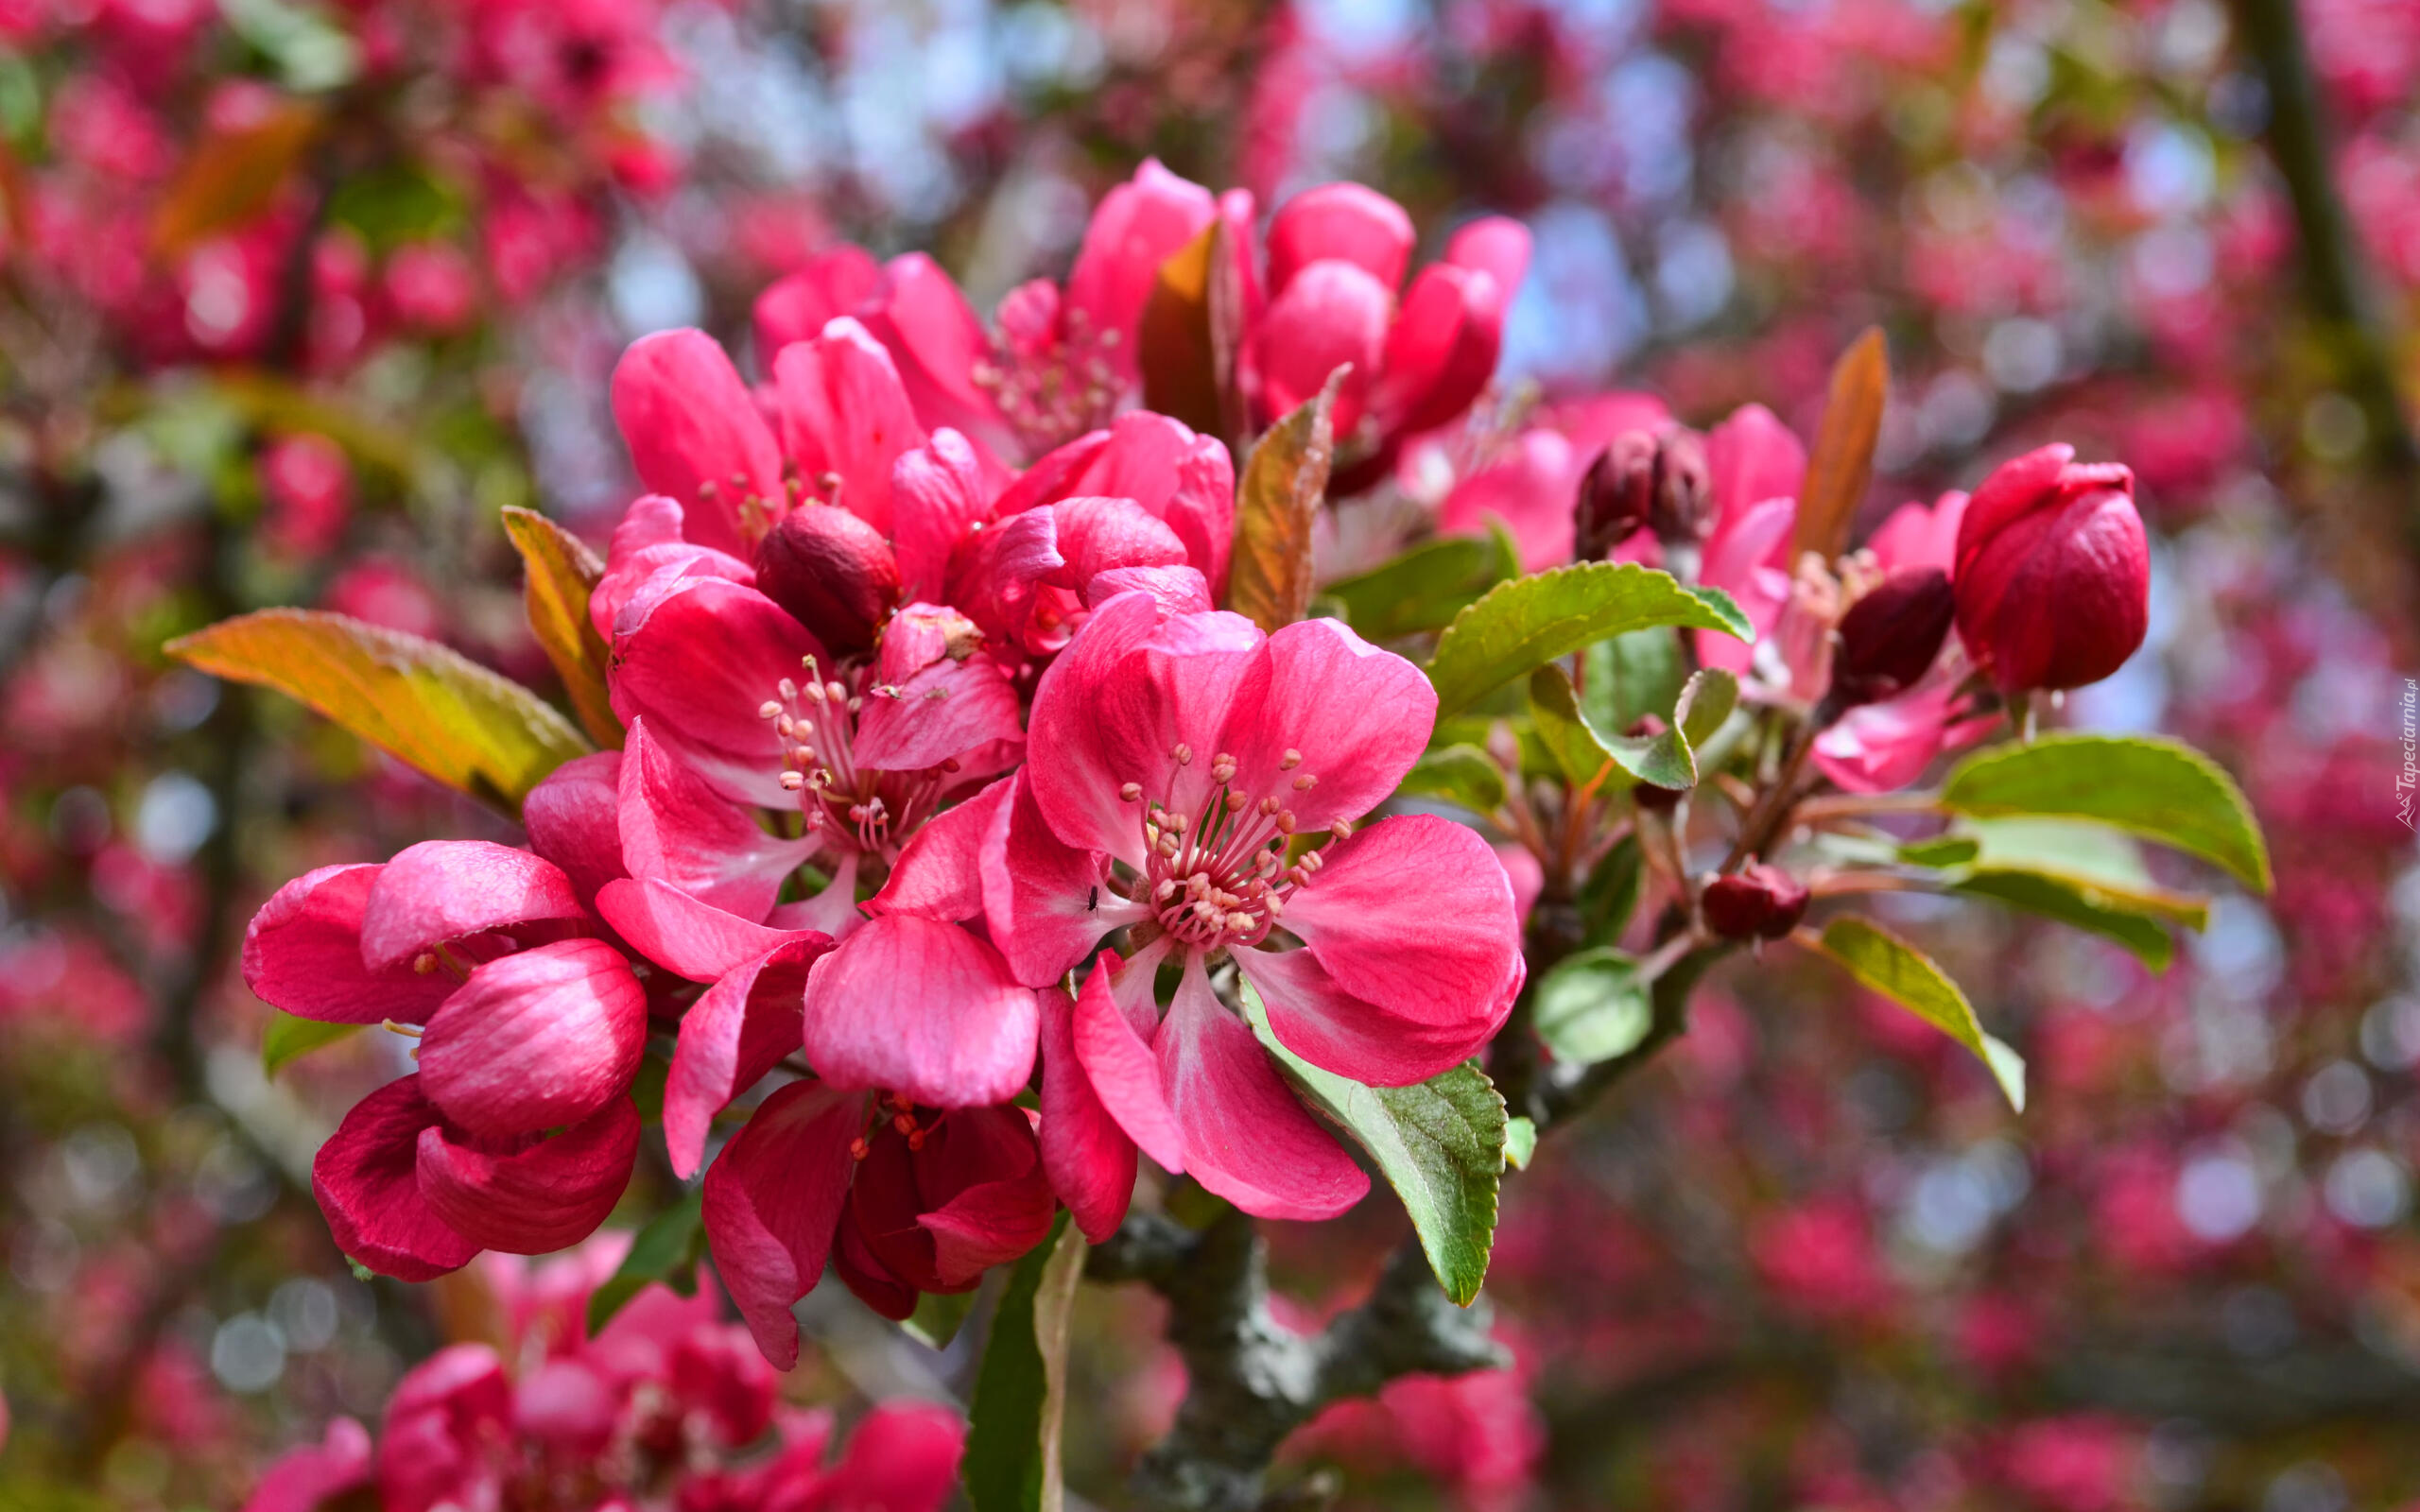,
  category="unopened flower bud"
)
[1825,566,1955,712]
[1952,444,2148,693]
[1577,424,1713,558]
[752,505,902,657]
[1701,863,1809,941]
